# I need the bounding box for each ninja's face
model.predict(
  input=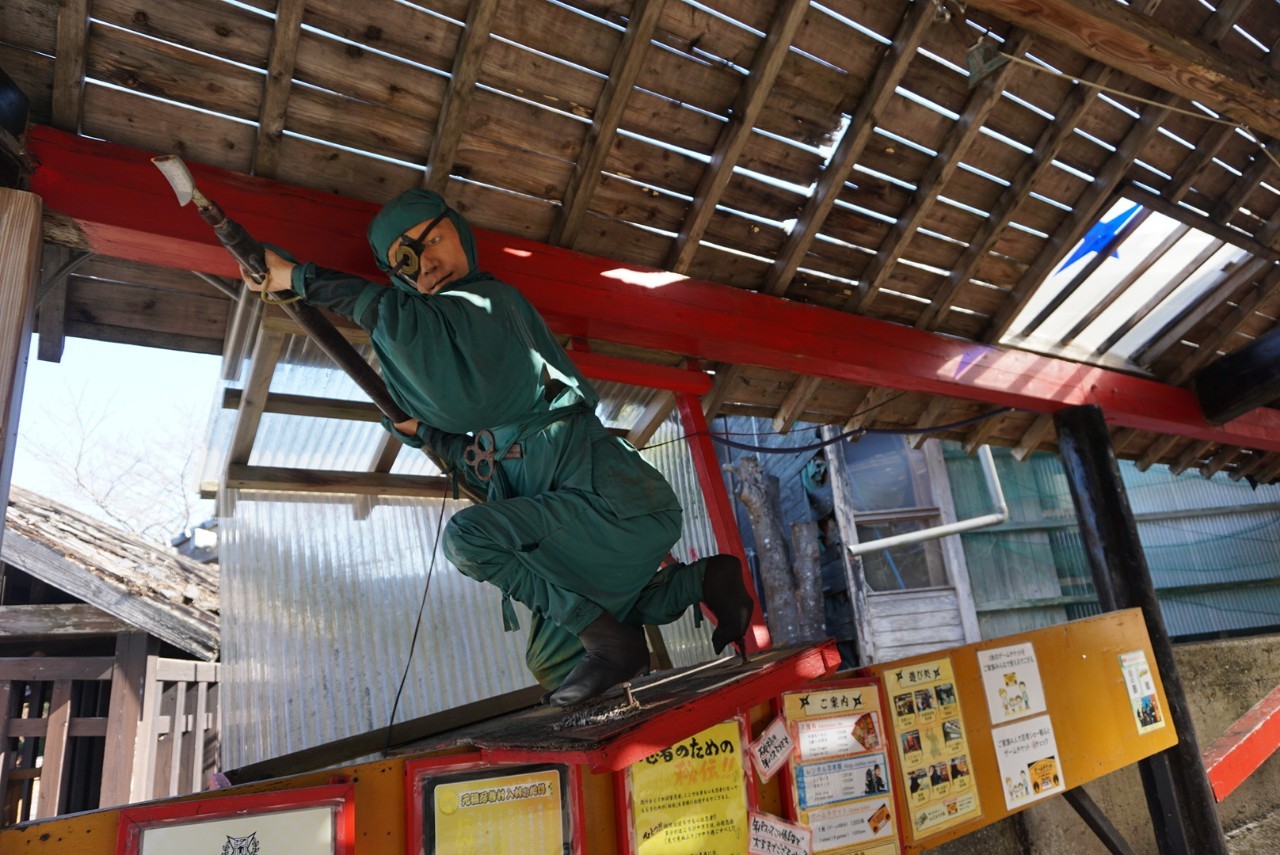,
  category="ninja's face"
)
[387,213,470,294]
